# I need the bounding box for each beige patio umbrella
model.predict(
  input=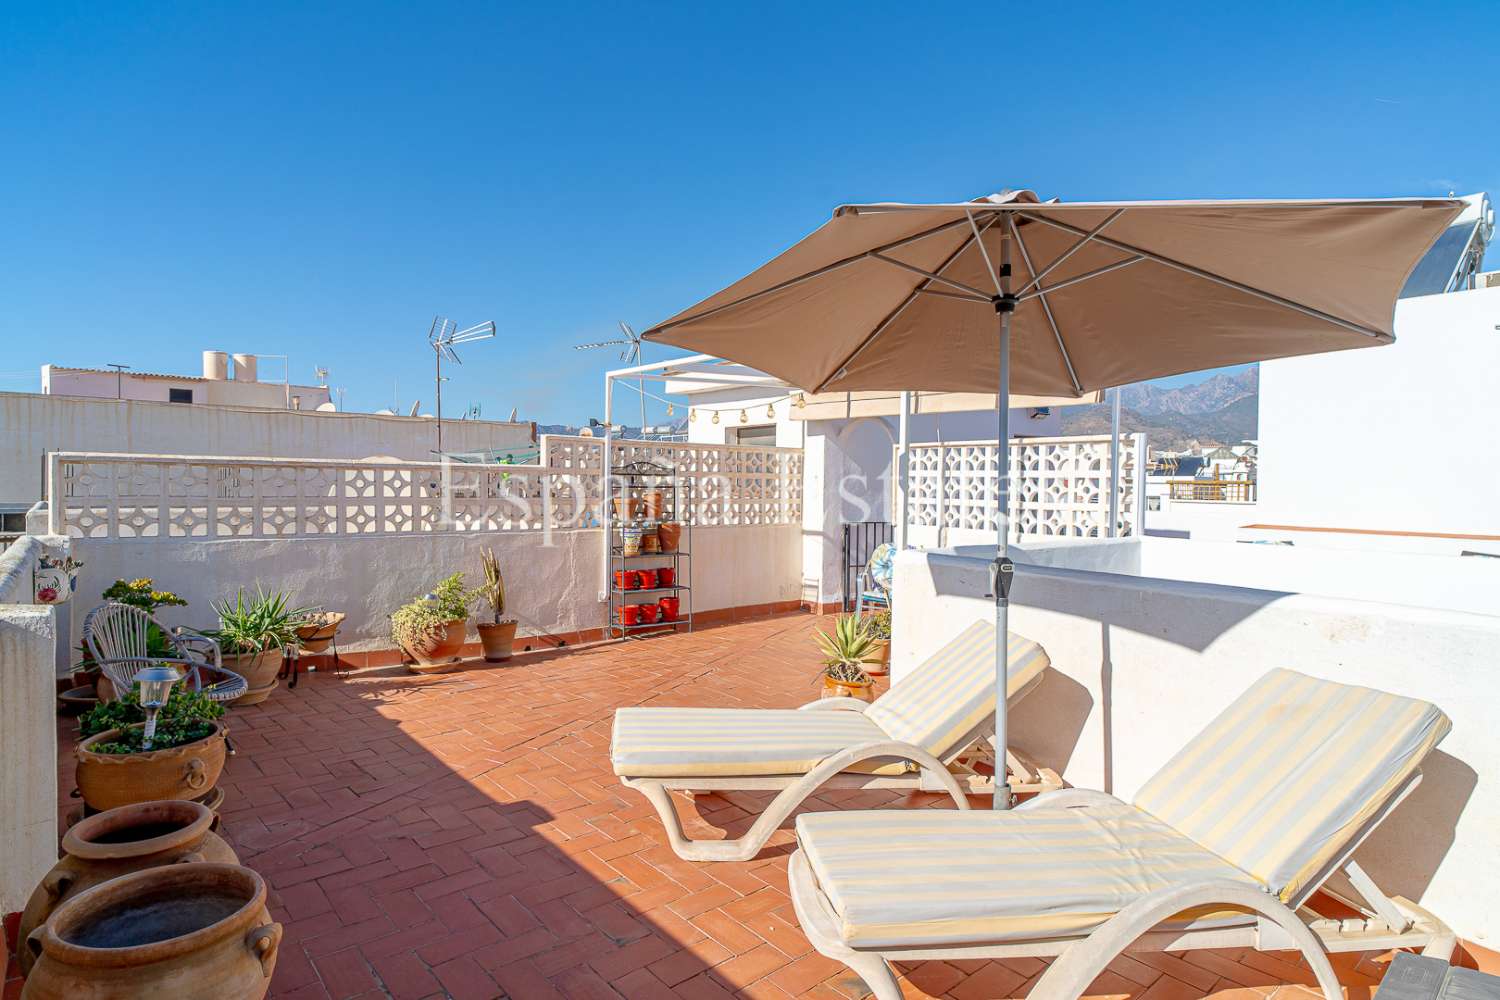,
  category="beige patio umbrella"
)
[643,188,1461,808]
